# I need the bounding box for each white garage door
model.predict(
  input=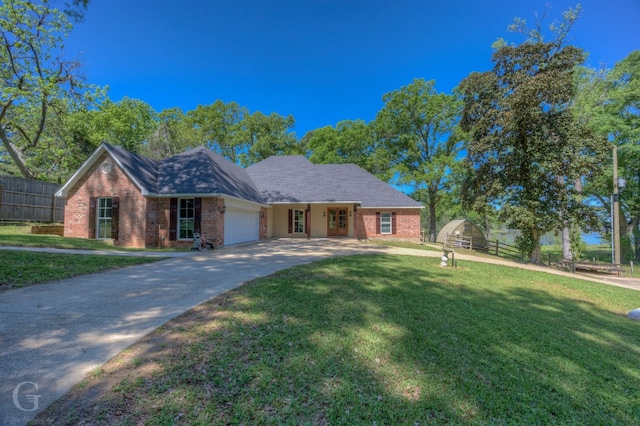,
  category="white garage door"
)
[224,208,259,245]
